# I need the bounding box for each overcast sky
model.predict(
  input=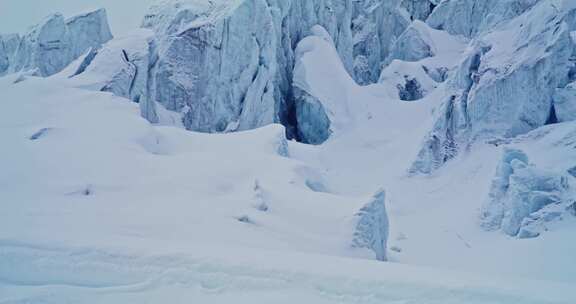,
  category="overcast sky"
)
[0,0,156,36]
